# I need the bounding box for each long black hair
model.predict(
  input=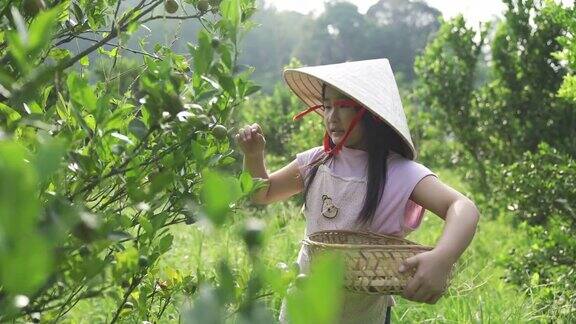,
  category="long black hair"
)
[302,84,410,226]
